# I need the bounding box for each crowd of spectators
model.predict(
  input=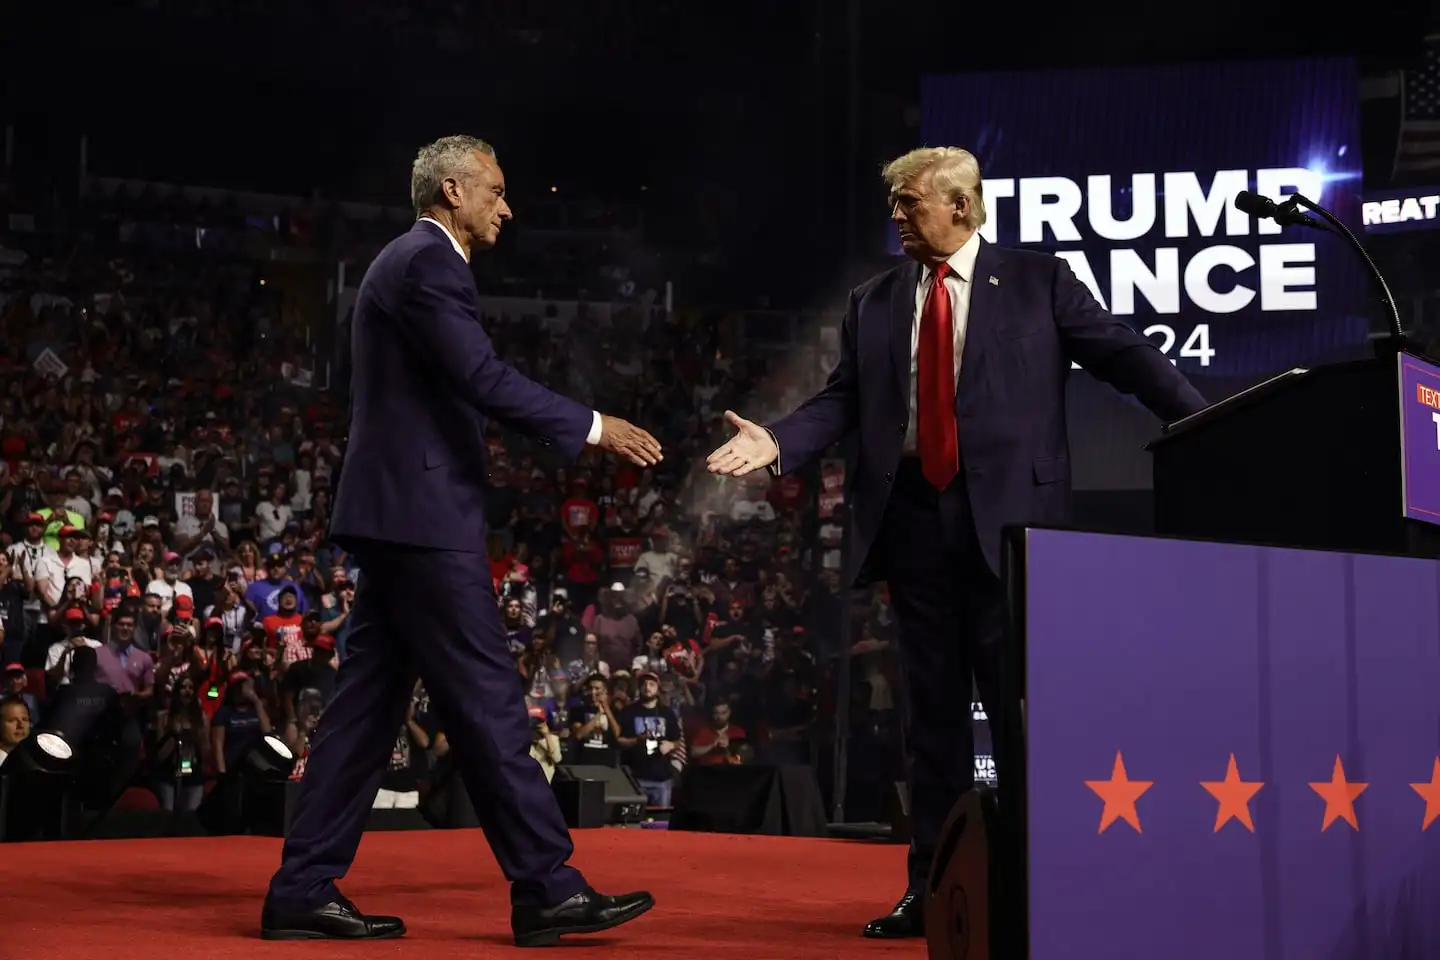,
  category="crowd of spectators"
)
[0,175,909,824]
[78,178,652,303]
[118,0,803,63]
